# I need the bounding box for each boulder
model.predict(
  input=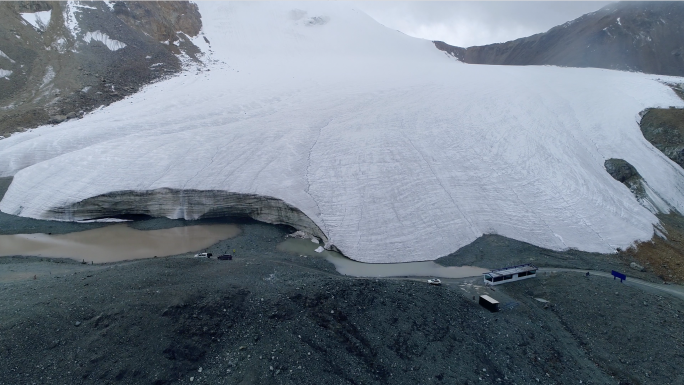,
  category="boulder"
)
[49,115,66,124]
[630,262,645,271]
